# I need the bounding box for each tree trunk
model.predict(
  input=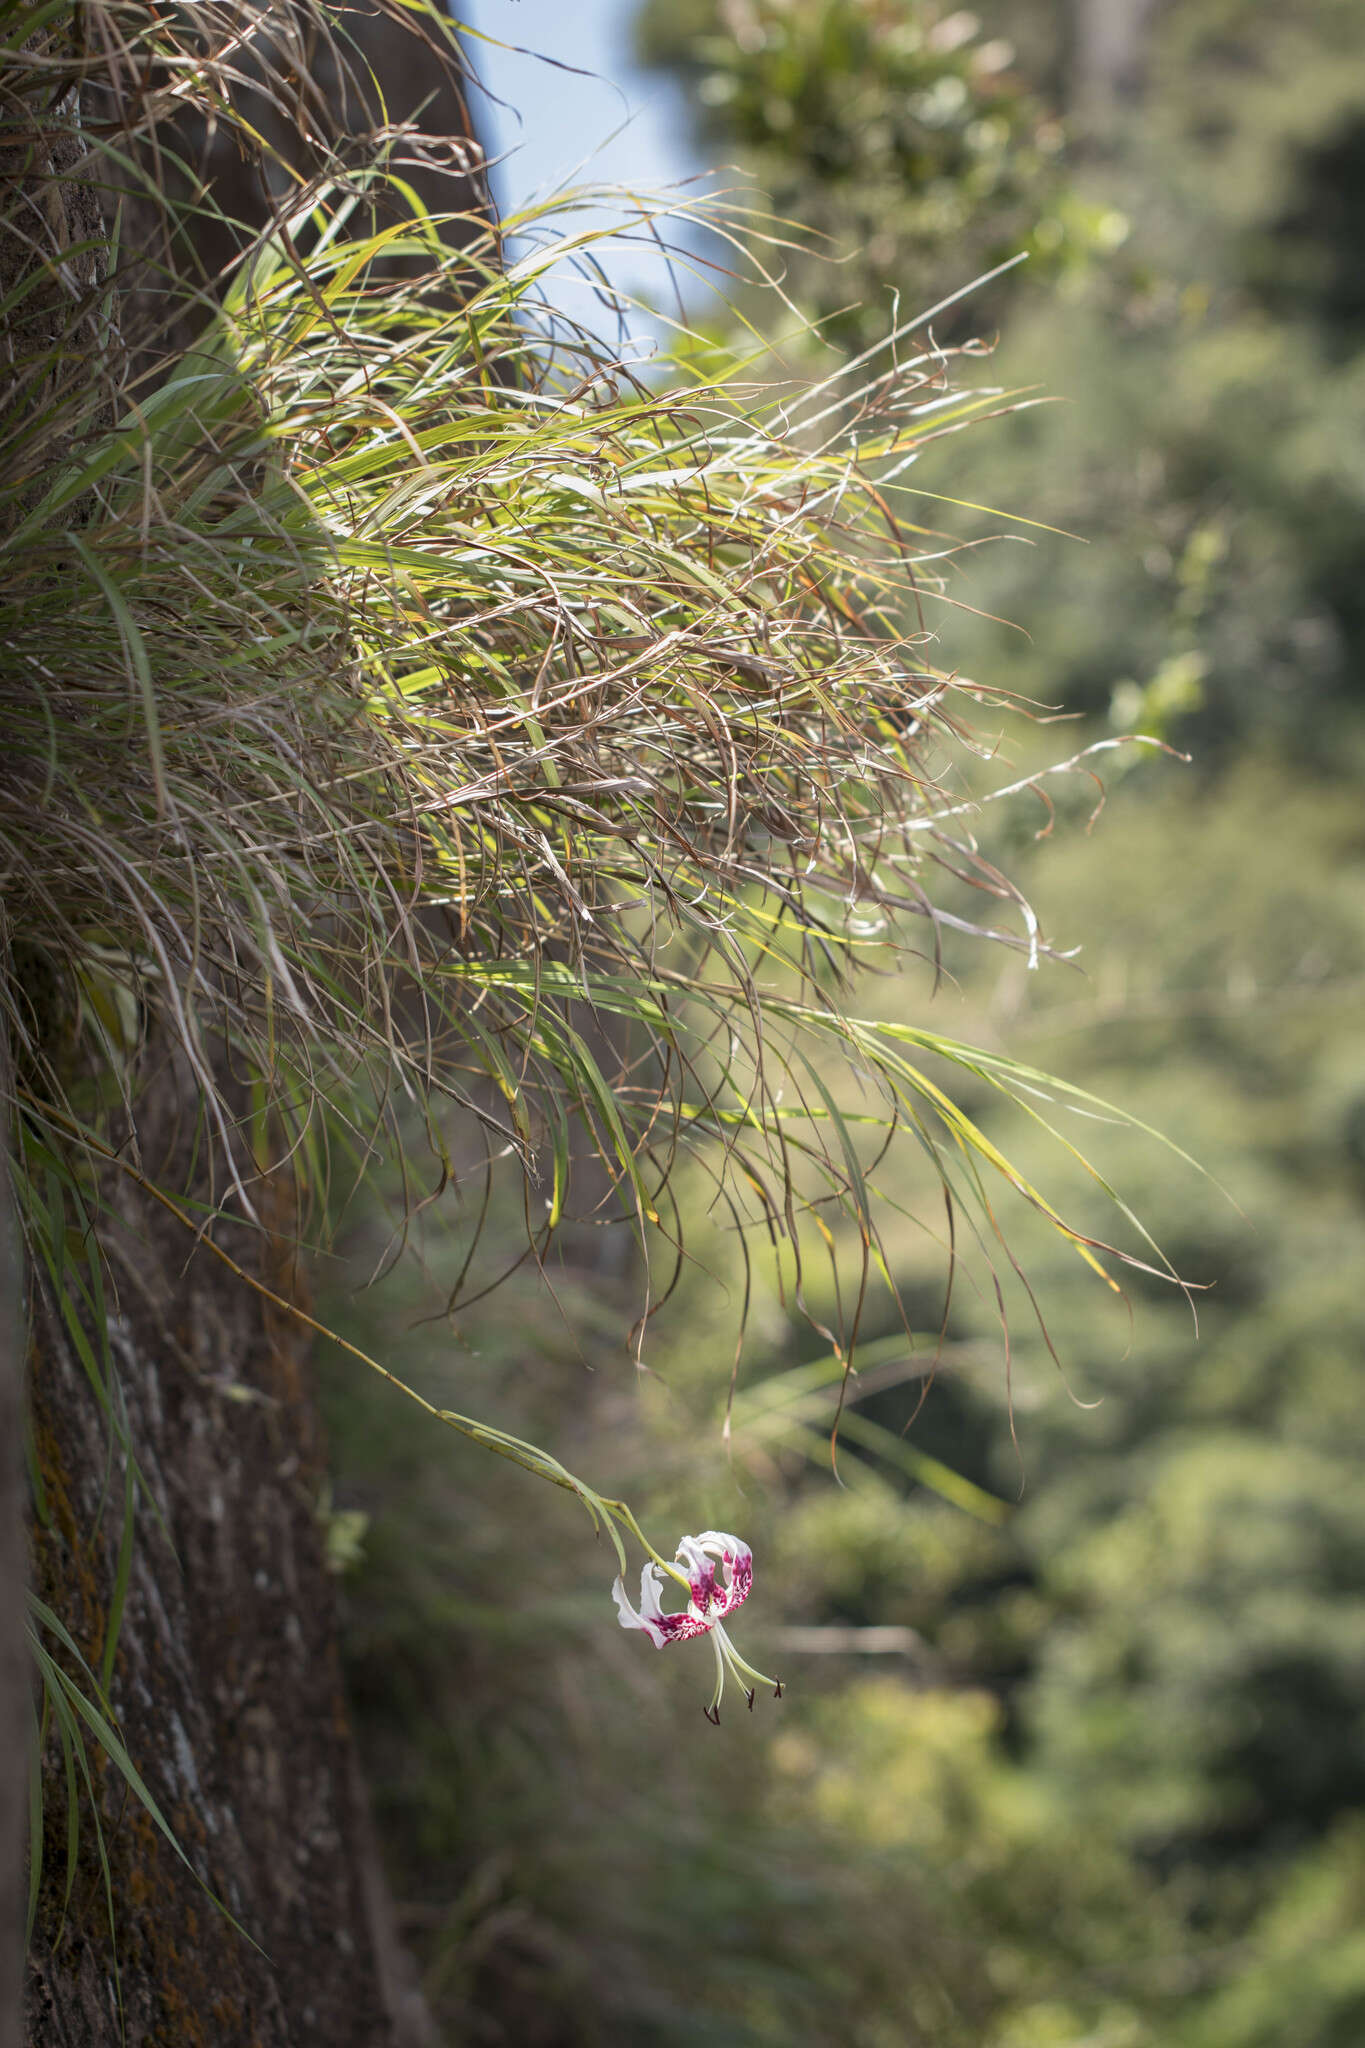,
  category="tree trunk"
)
[1,999,25,2048]
[10,5,488,2039]
[24,1146,400,2047]
[1073,0,1161,124]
